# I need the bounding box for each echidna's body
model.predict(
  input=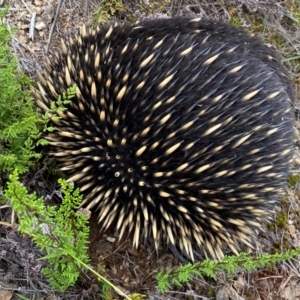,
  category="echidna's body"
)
[35,18,294,260]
